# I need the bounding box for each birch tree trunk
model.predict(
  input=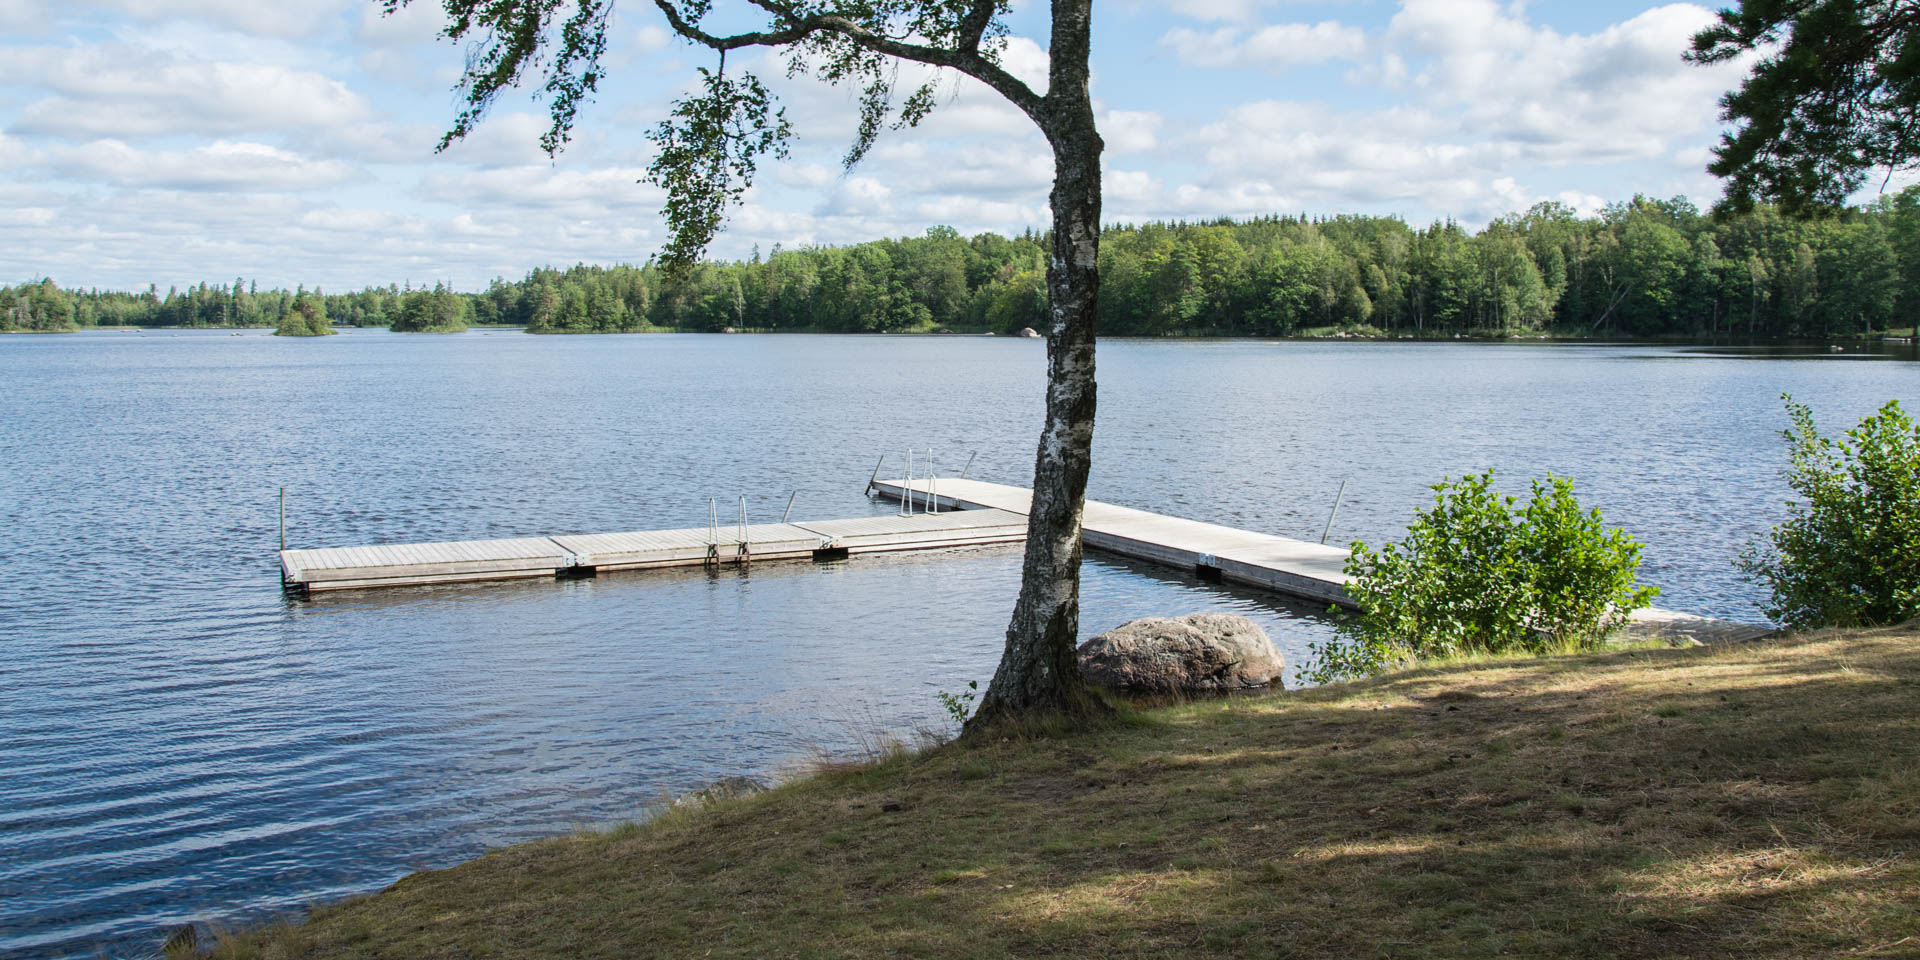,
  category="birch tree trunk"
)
[967,0,1107,728]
